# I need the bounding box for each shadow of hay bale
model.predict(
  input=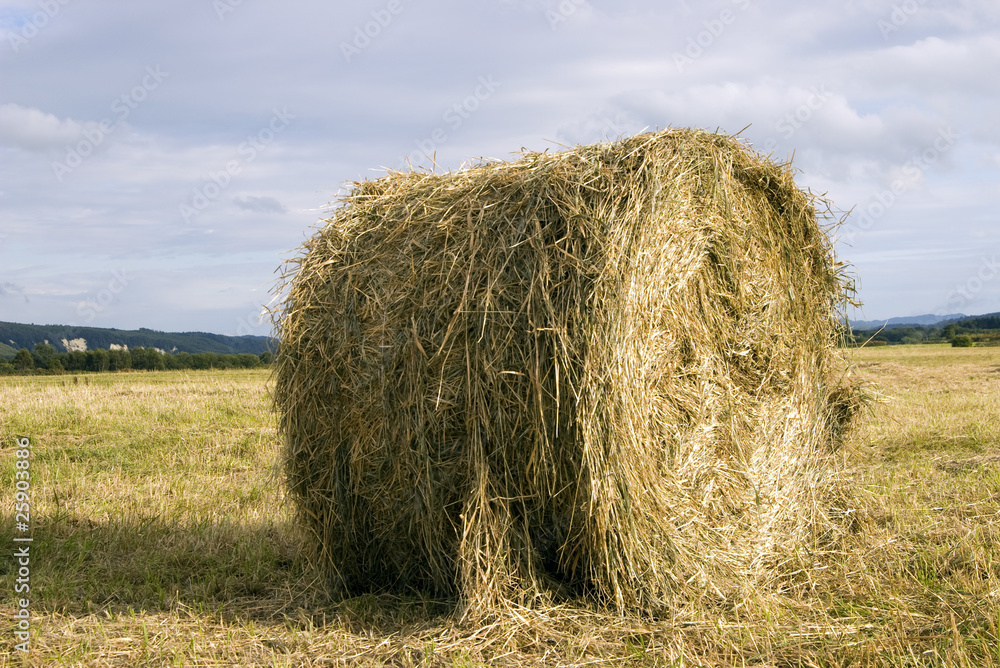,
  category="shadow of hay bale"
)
[273,128,859,616]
